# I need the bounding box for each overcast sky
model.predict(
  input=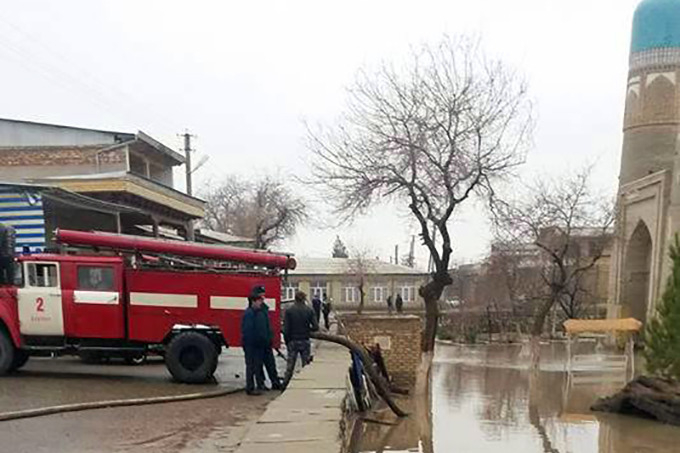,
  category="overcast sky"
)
[0,0,641,268]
